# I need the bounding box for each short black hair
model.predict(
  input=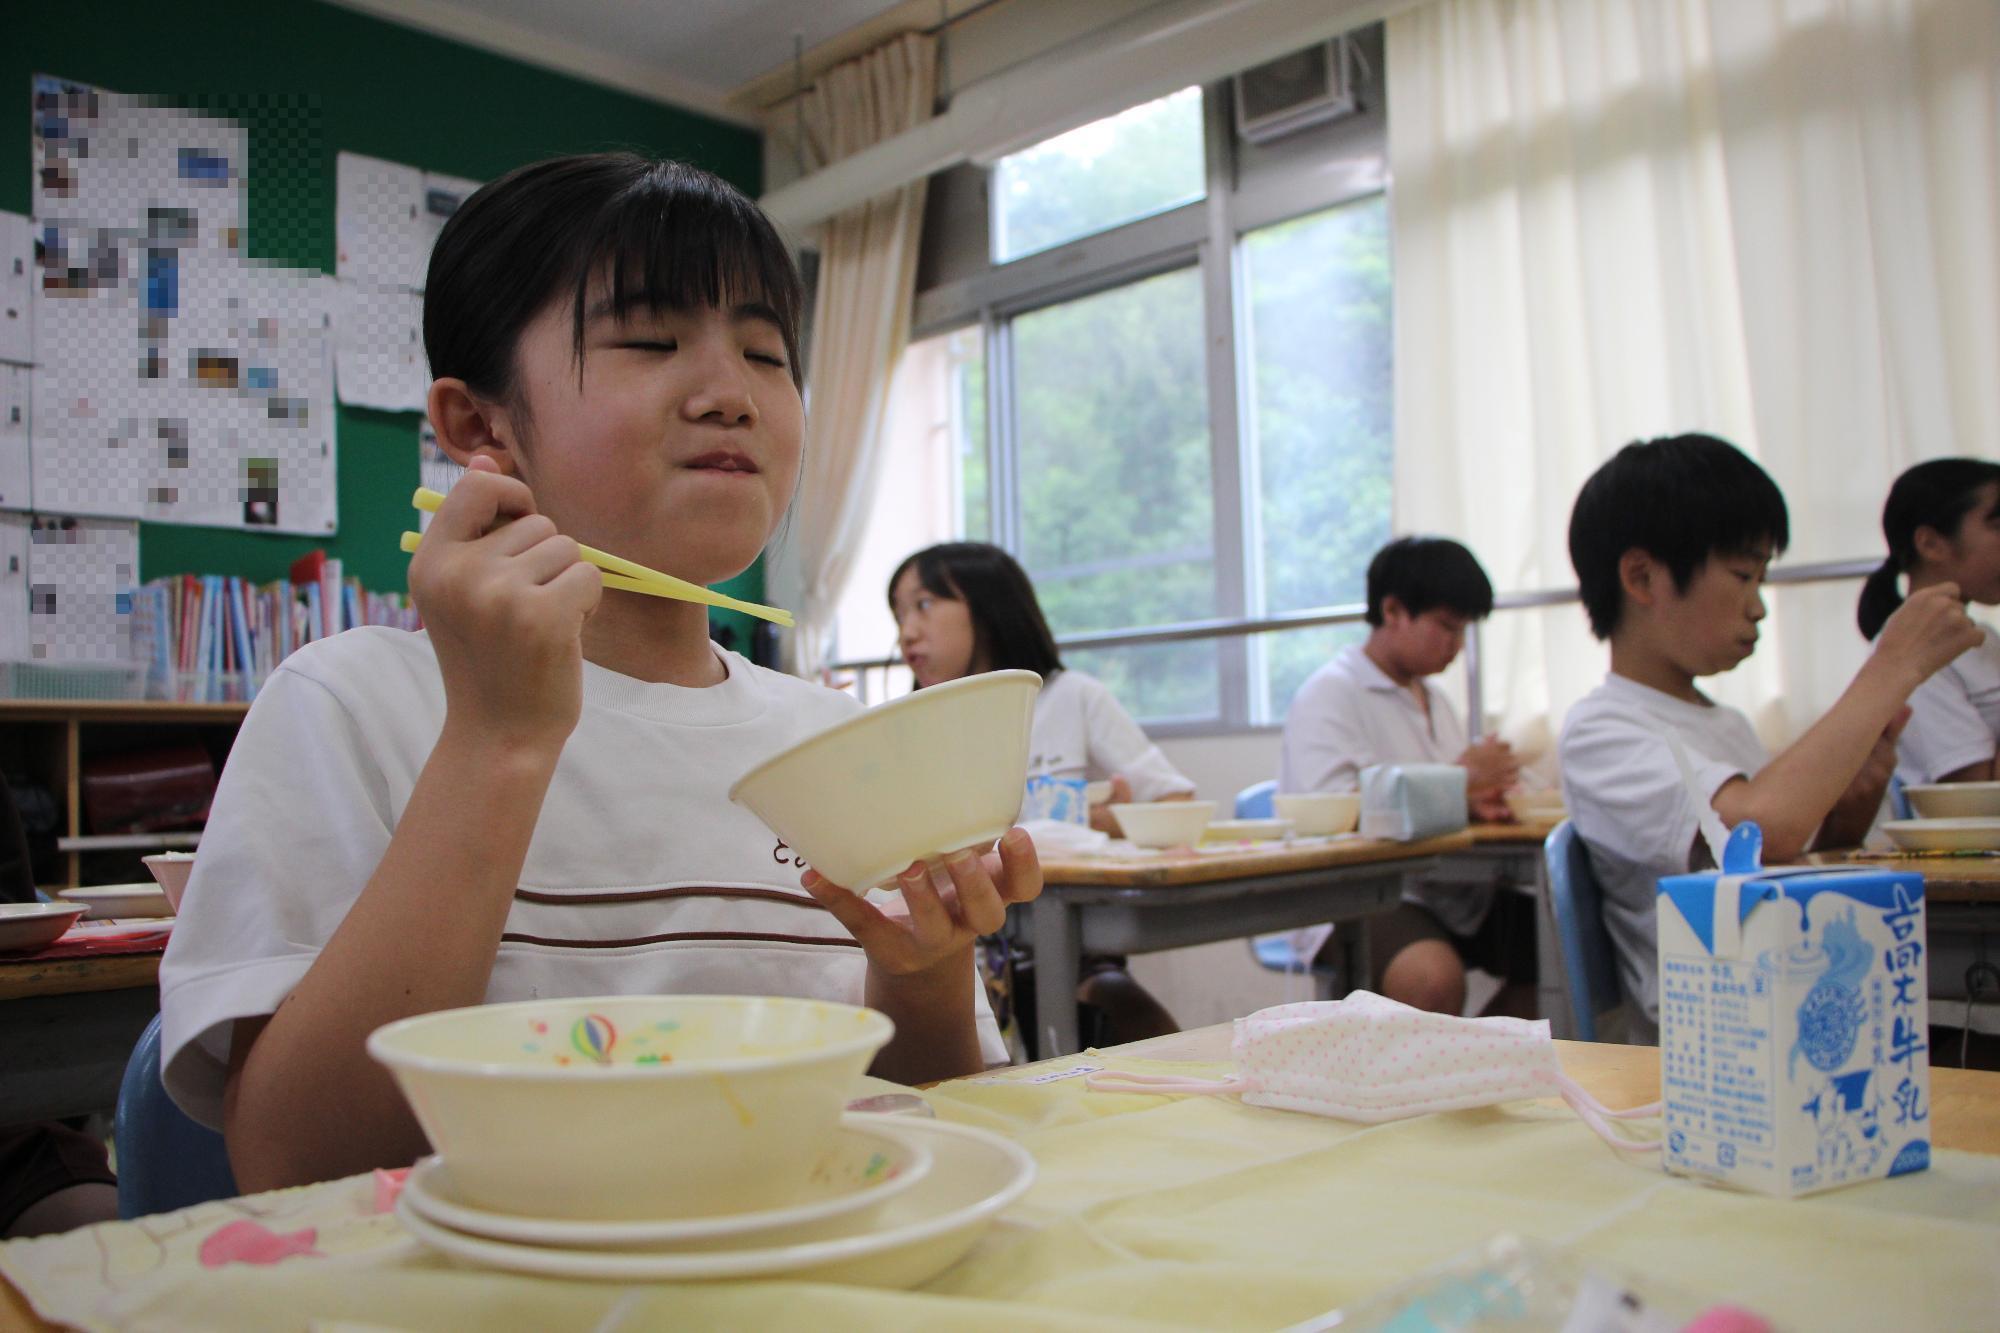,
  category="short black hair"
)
[1568,434,1790,640]
[1365,537,1495,627]
[423,153,804,410]
[887,543,1063,681]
